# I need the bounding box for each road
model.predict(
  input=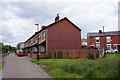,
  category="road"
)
[2,54,52,78]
